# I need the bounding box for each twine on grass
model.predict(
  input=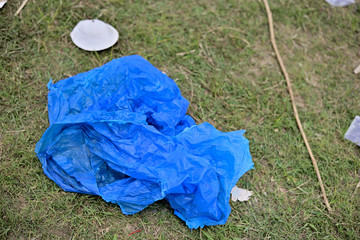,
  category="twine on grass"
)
[262,0,332,212]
